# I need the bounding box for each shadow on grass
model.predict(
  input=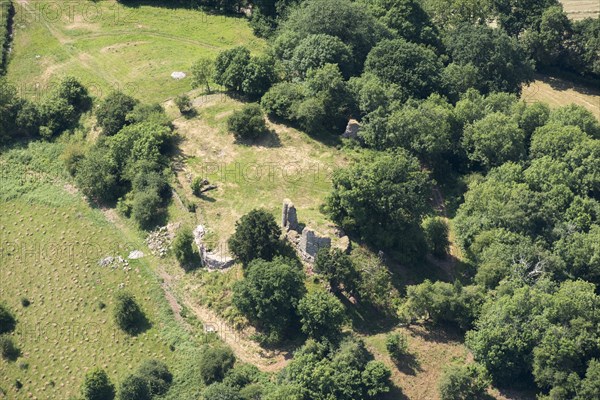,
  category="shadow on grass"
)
[405,323,464,345]
[235,129,282,148]
[338,294,399,335]
[126,313,153,336]
[383,384,409,400]
[392,352,422,376]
